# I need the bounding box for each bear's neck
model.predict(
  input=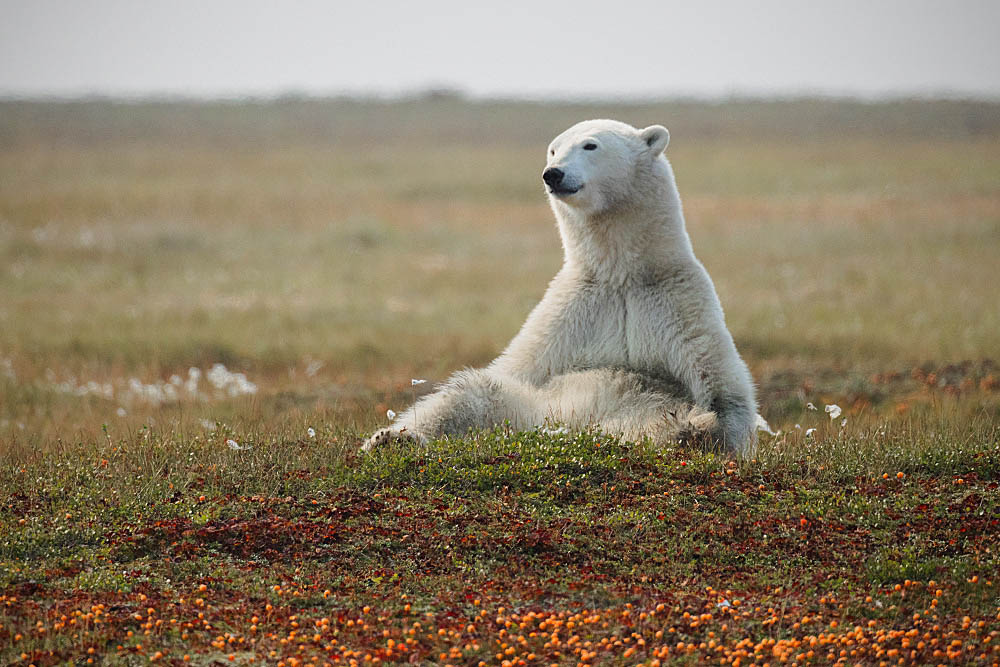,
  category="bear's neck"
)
[553,162,695,284]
